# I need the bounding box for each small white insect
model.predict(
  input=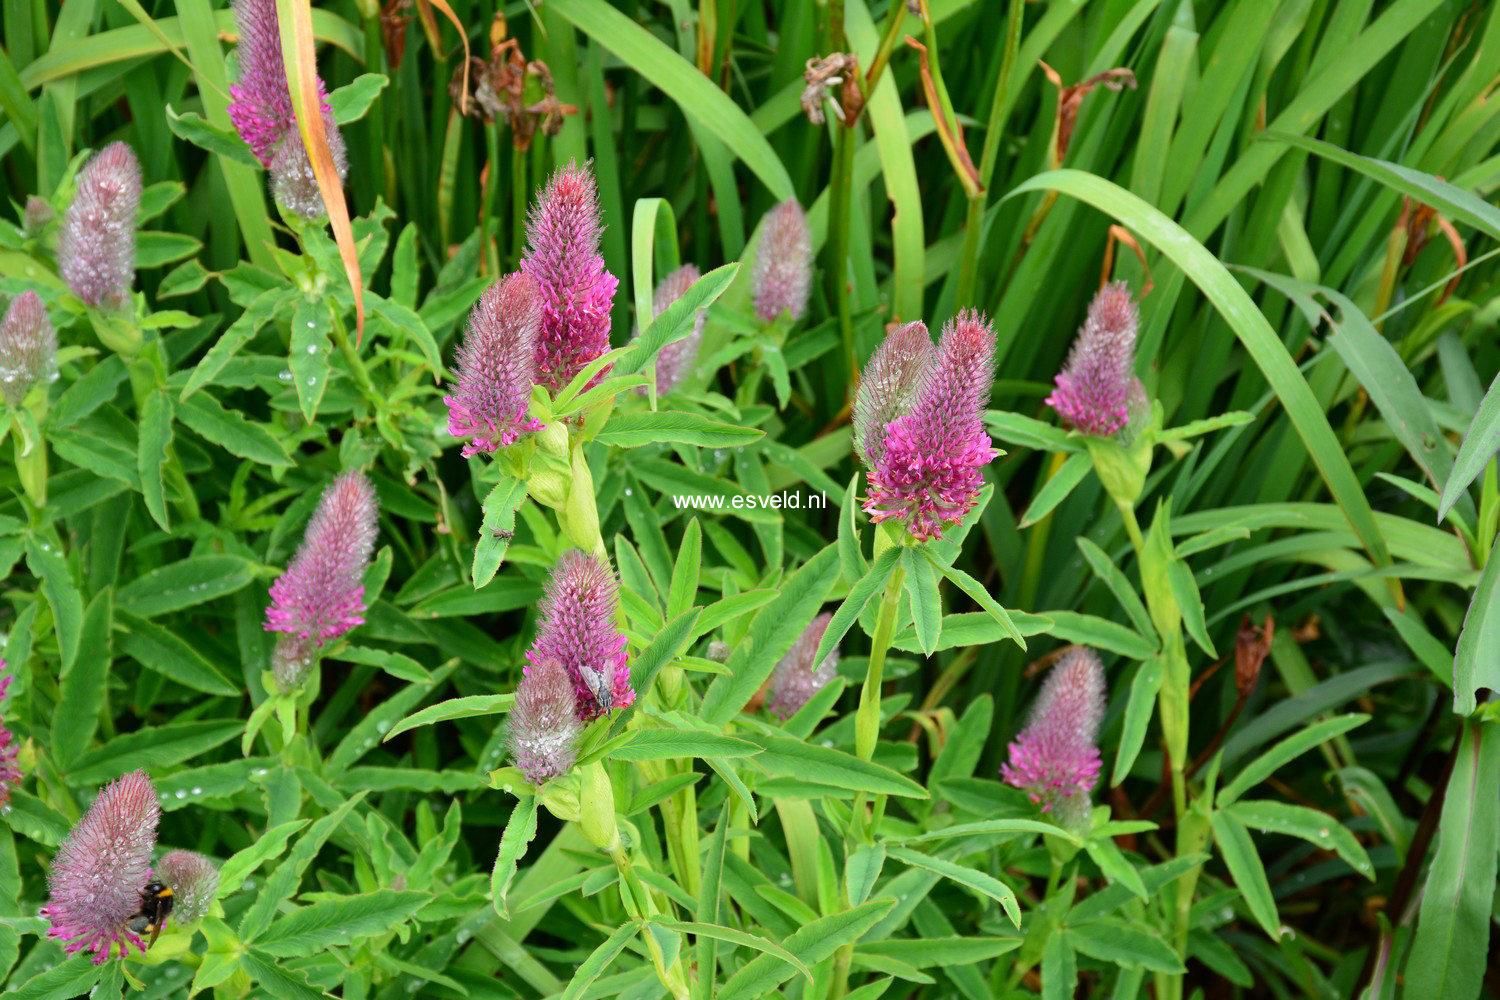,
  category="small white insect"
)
[578,664,613,712]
